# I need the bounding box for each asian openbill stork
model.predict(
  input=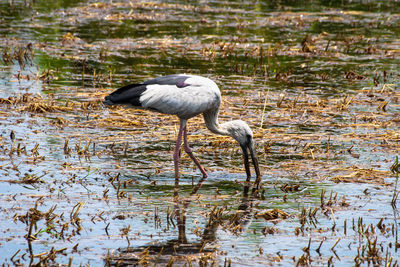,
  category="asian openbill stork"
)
[104,74,261,196]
